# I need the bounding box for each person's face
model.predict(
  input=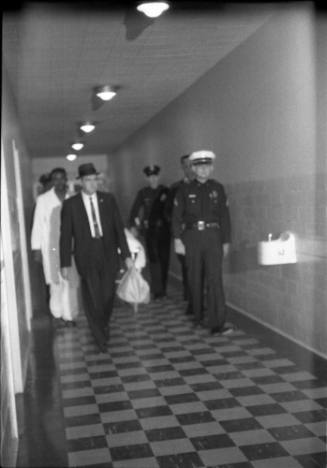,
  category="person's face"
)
[192,163,214,182]
[181,159,194,180]
[81,175,98,194]
[147,174,159,189]
[44,180,53,191]
[51,171,67,192]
